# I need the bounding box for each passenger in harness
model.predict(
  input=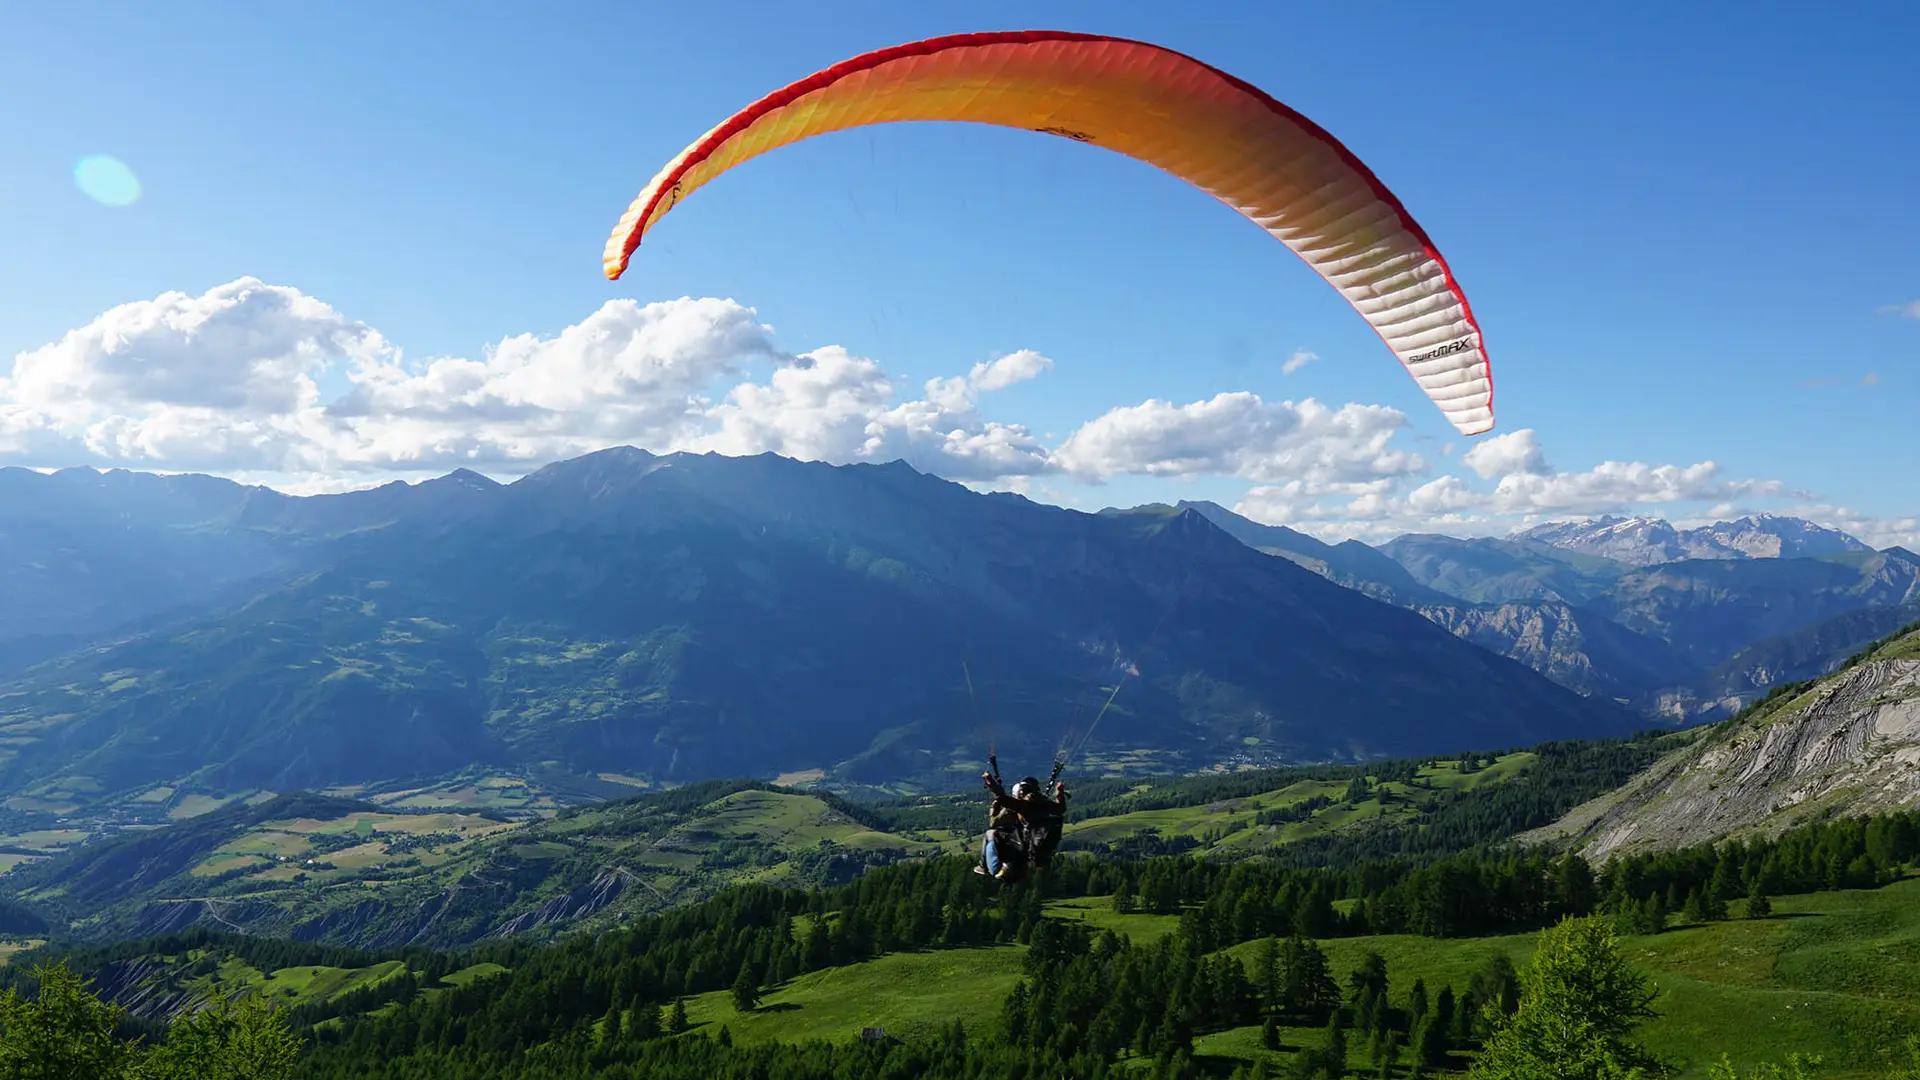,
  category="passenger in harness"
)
[976,761,1069,883]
